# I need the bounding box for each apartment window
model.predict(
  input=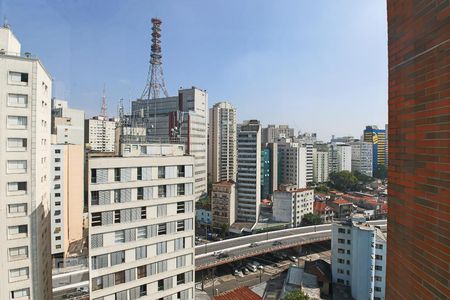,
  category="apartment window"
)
[375,254,383,261]
[158,166,165,179]
[55,219,61,223]
[177,202,185,214]
[54,210,61,216]
[91,169,97,183]
[9,267,29,280]
[337,279,344,284]
[347,250,351,254]
[347,240,351,245]
[115,230,125,243]
[375,244,383,250]
[7,160,27,173]
[91,213,102,227]
[111,251,125,266]
[337,268,344,274]
[177,165,185,177]
[9,71,28,84]
[137,167,142,180]
[158,223,167,235]
[115,168,121,181]
[375,276,382,282]
[114,271,125,285]
[337,258,345,264]
[114,190,121,203]
[137,187,144,200]
[136,245,147,260]
[141,207,147,219]
[10,288,30,299]
[374,287,382,292]
[55,236,61,240]
[156,241,167,255]
[54,158,60,163]
[7,116,27,128]
[55,201,61,206]
[158,279,164,291]
[338,238,345,244]
[91,191,99,205]
[8,246,28,261]
[177,184,185,196]
[375,265,383,271]
[54,192,60,197]
[114,210,121,223]
[137,265,147,279]
[139,285,147,296]
[137,227,147,240]
[55,166,60,171]
[338,228,346,234]
[7,138,27,150]
[8,204,27,215]
[337,248,345,254]
[92,277,103,291]
[8,225,28,237]
[7,182,27,193]
[158,185,166,198]
[91,254,108,270]
[177,220,185,232]
[177,273,185,285]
